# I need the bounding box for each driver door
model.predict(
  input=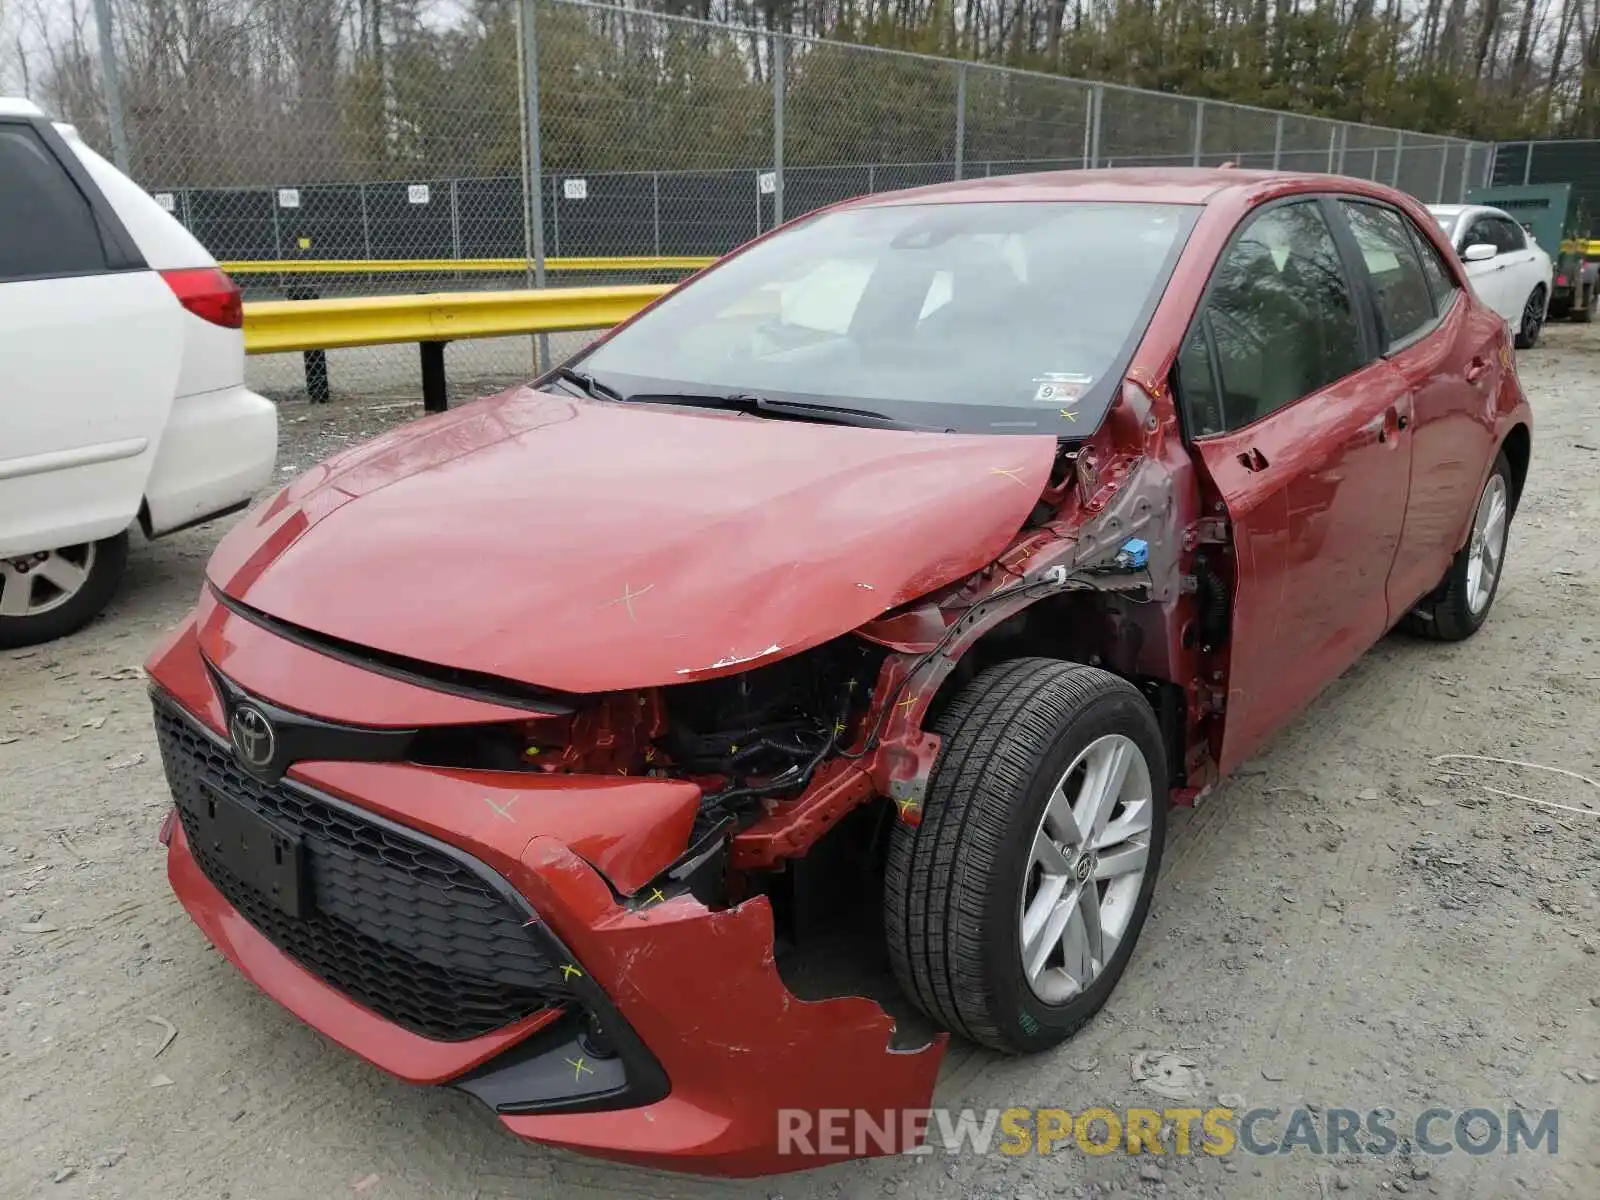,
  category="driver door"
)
[1177,198,1413,773]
